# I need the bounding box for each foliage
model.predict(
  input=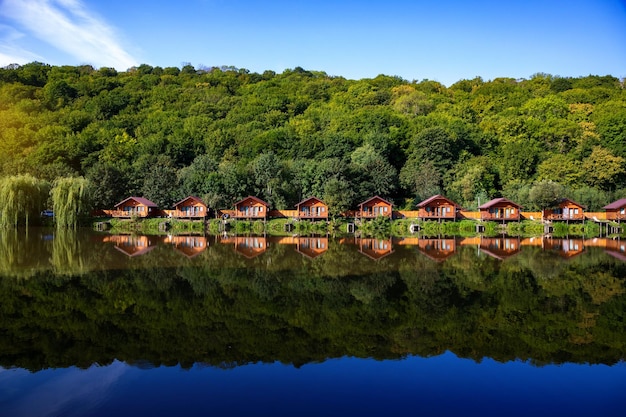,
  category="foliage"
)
[51,177,91,229]
[0,63,625,211]
[0,174,49,228]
